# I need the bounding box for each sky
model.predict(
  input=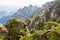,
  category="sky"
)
[0,0,54,8]
[0,0,54,18]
